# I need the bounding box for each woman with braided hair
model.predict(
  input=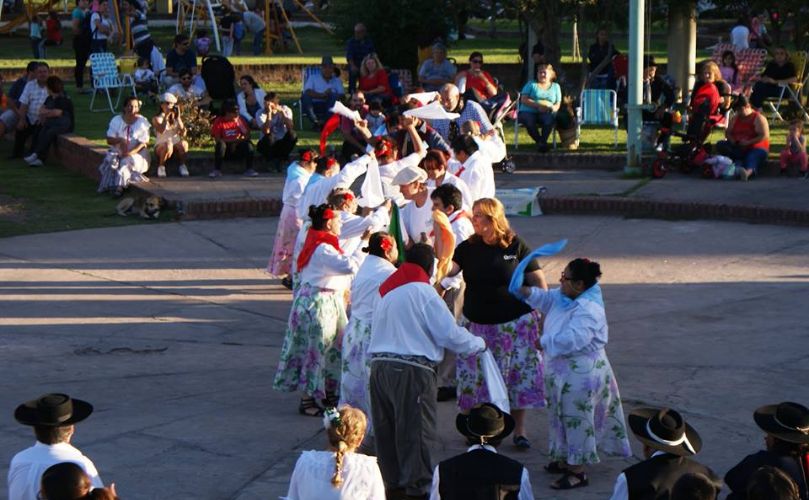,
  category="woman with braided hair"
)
[284,405,385,499]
